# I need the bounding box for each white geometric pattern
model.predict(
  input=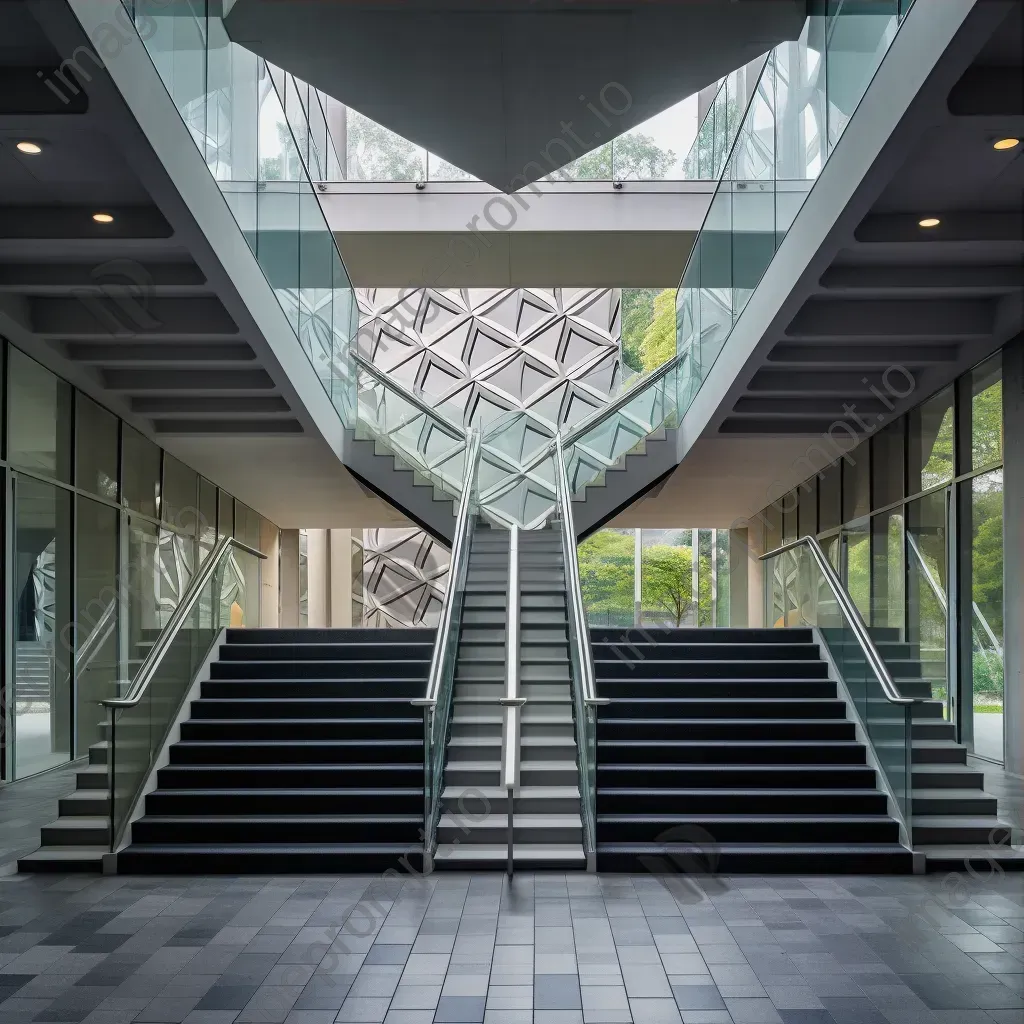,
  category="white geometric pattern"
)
[357,287,623,625]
